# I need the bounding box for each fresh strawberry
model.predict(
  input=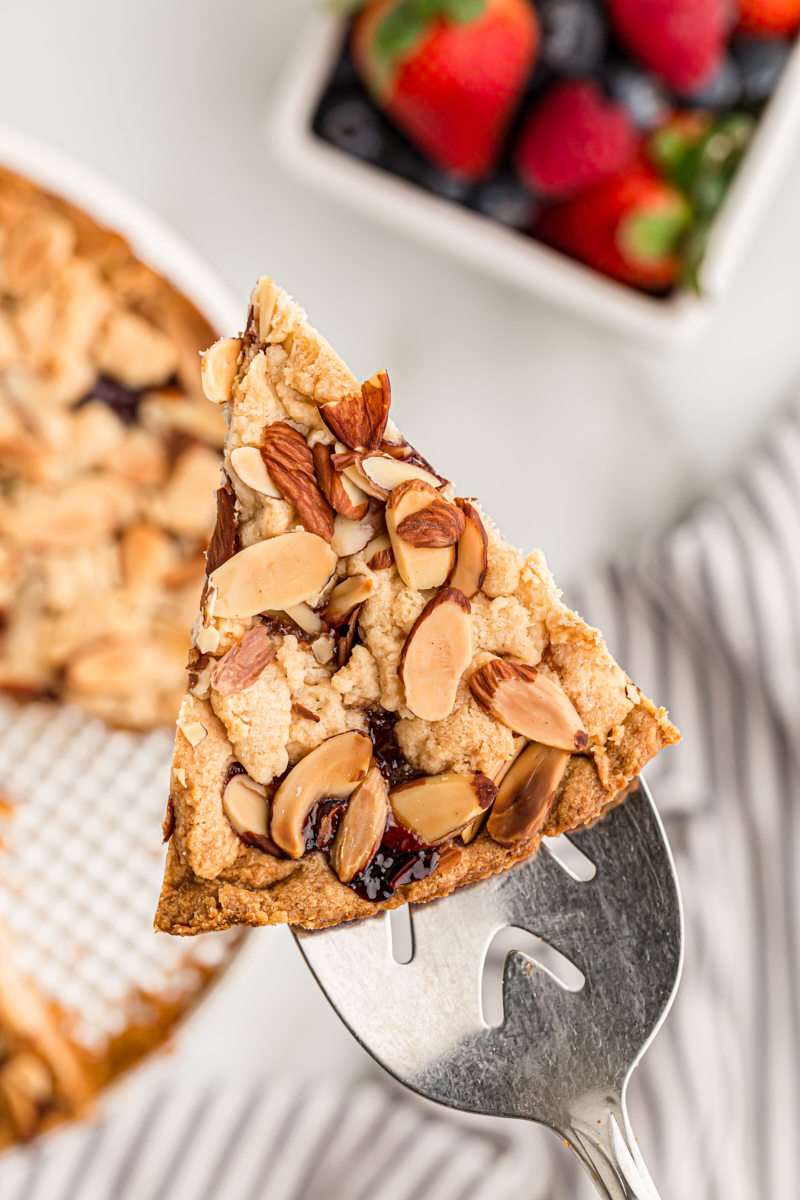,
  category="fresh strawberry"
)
[514,78,638,200]
[351,0,540,180]
[738,0,800,35]
[533,162,691,291]
[605,0,728,94]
